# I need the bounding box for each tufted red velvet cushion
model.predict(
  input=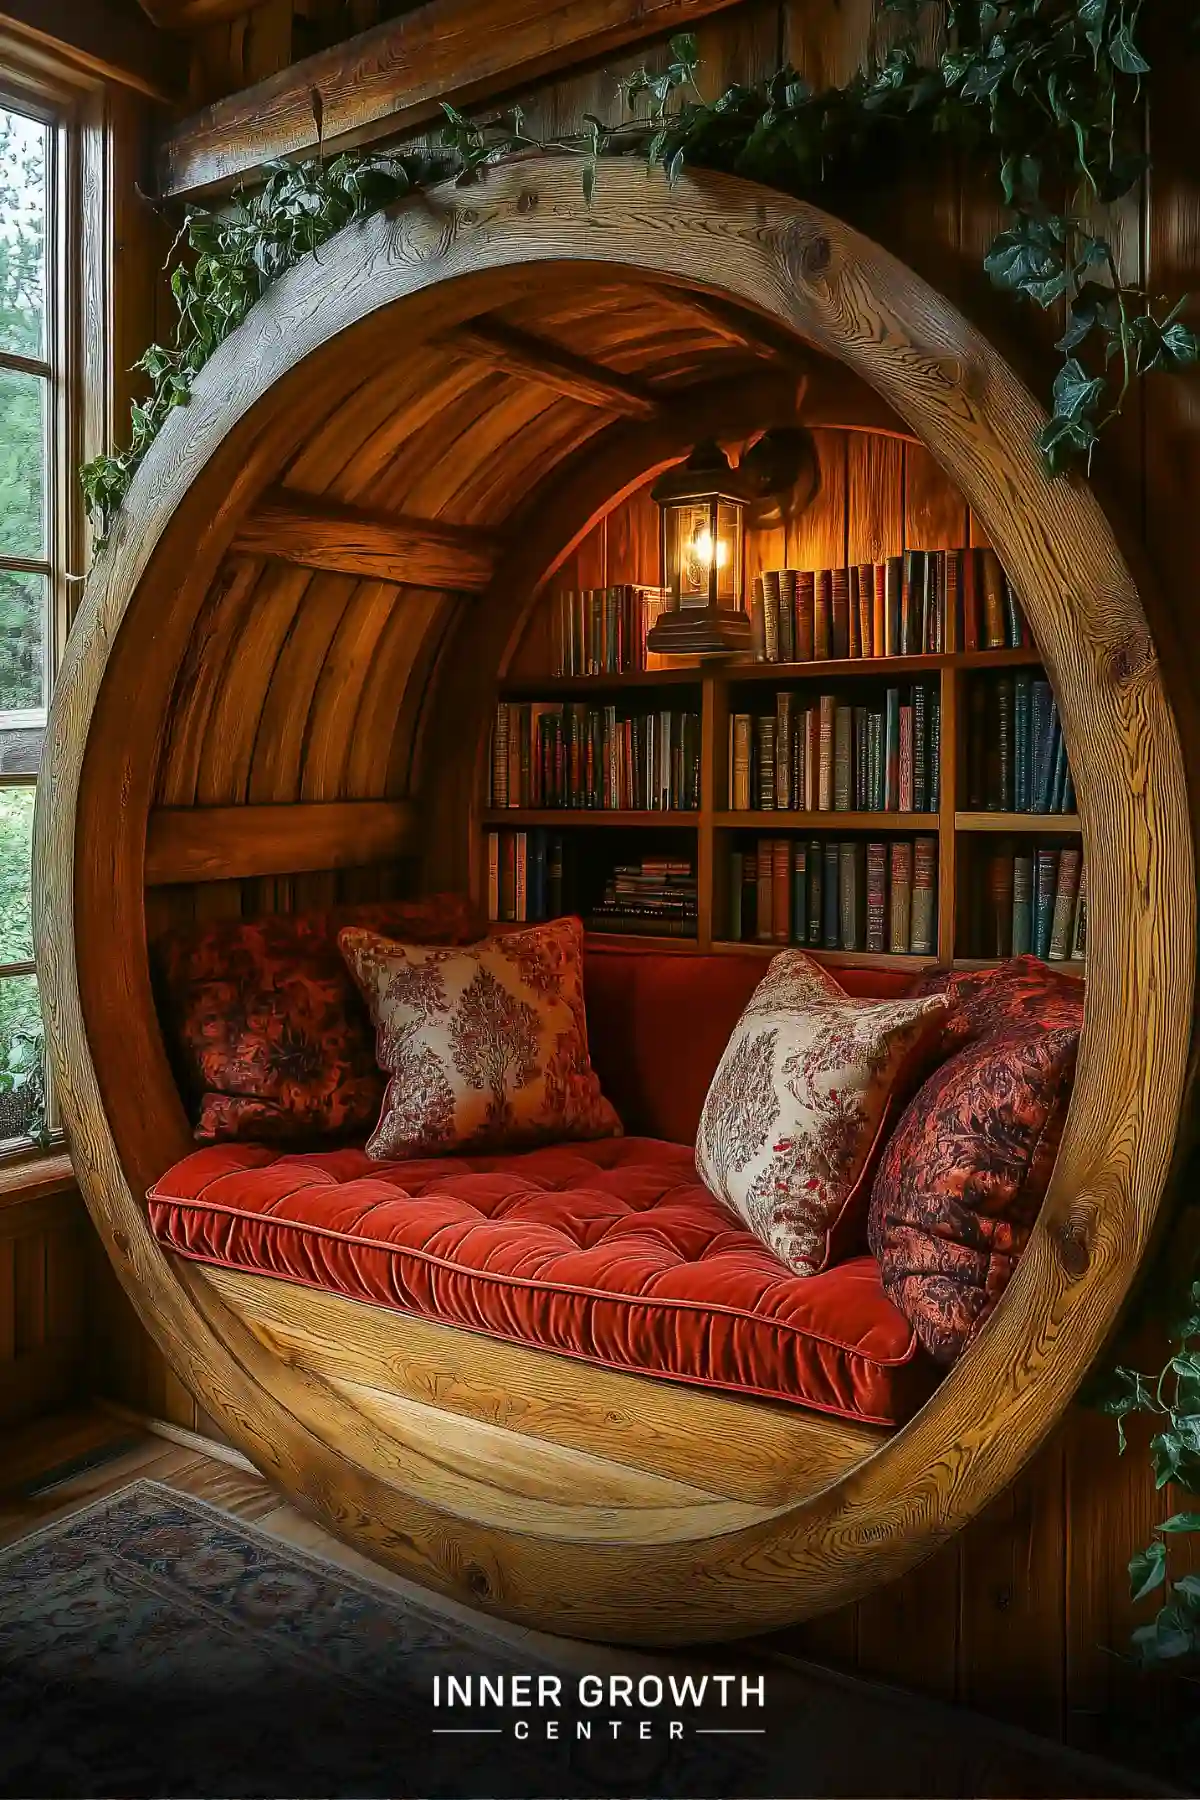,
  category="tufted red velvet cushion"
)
[580,943,916,1145]
[149,1136,934,1426]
